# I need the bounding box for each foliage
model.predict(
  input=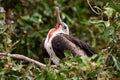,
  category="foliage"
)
[0,0,120,79]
